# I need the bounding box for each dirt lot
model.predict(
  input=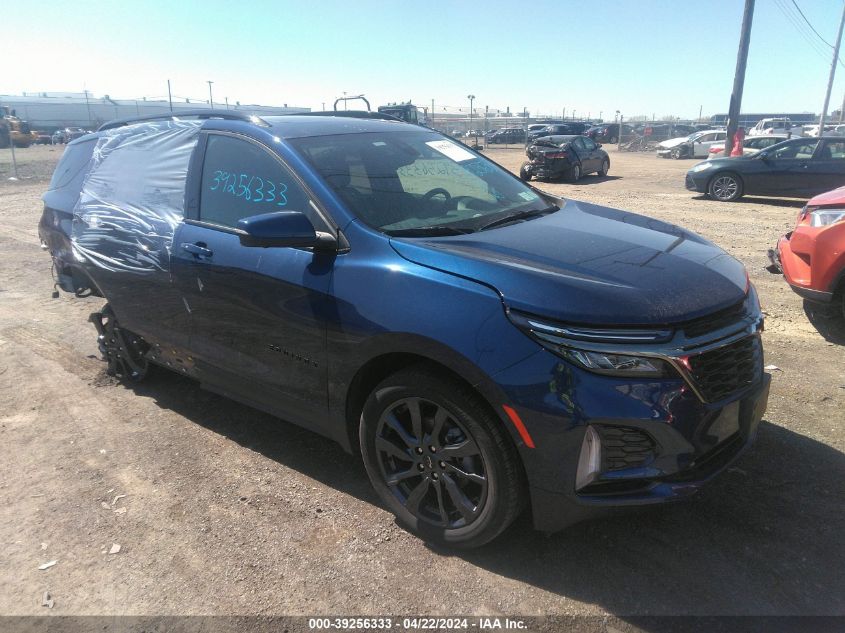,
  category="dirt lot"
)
[0,144,843,621]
